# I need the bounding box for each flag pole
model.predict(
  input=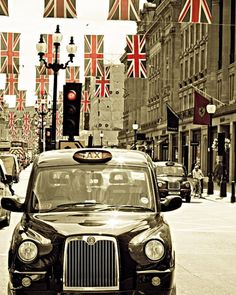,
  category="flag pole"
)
[190,84,227,106]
